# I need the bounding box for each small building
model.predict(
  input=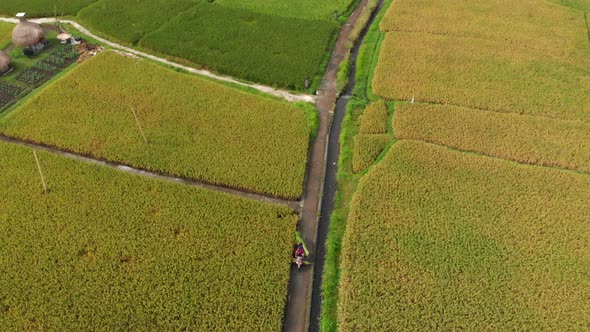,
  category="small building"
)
[12,13,48,56]
[0,51,11,75]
